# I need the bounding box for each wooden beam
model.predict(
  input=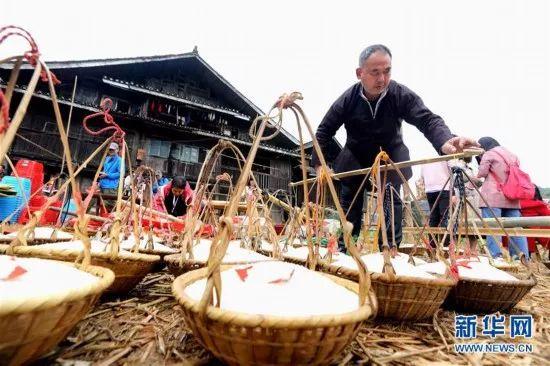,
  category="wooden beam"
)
[210,200,263,211]
[49,207,109,223]
[403,226,550,238]
[289,149,482,187]
[472,216,550,228]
